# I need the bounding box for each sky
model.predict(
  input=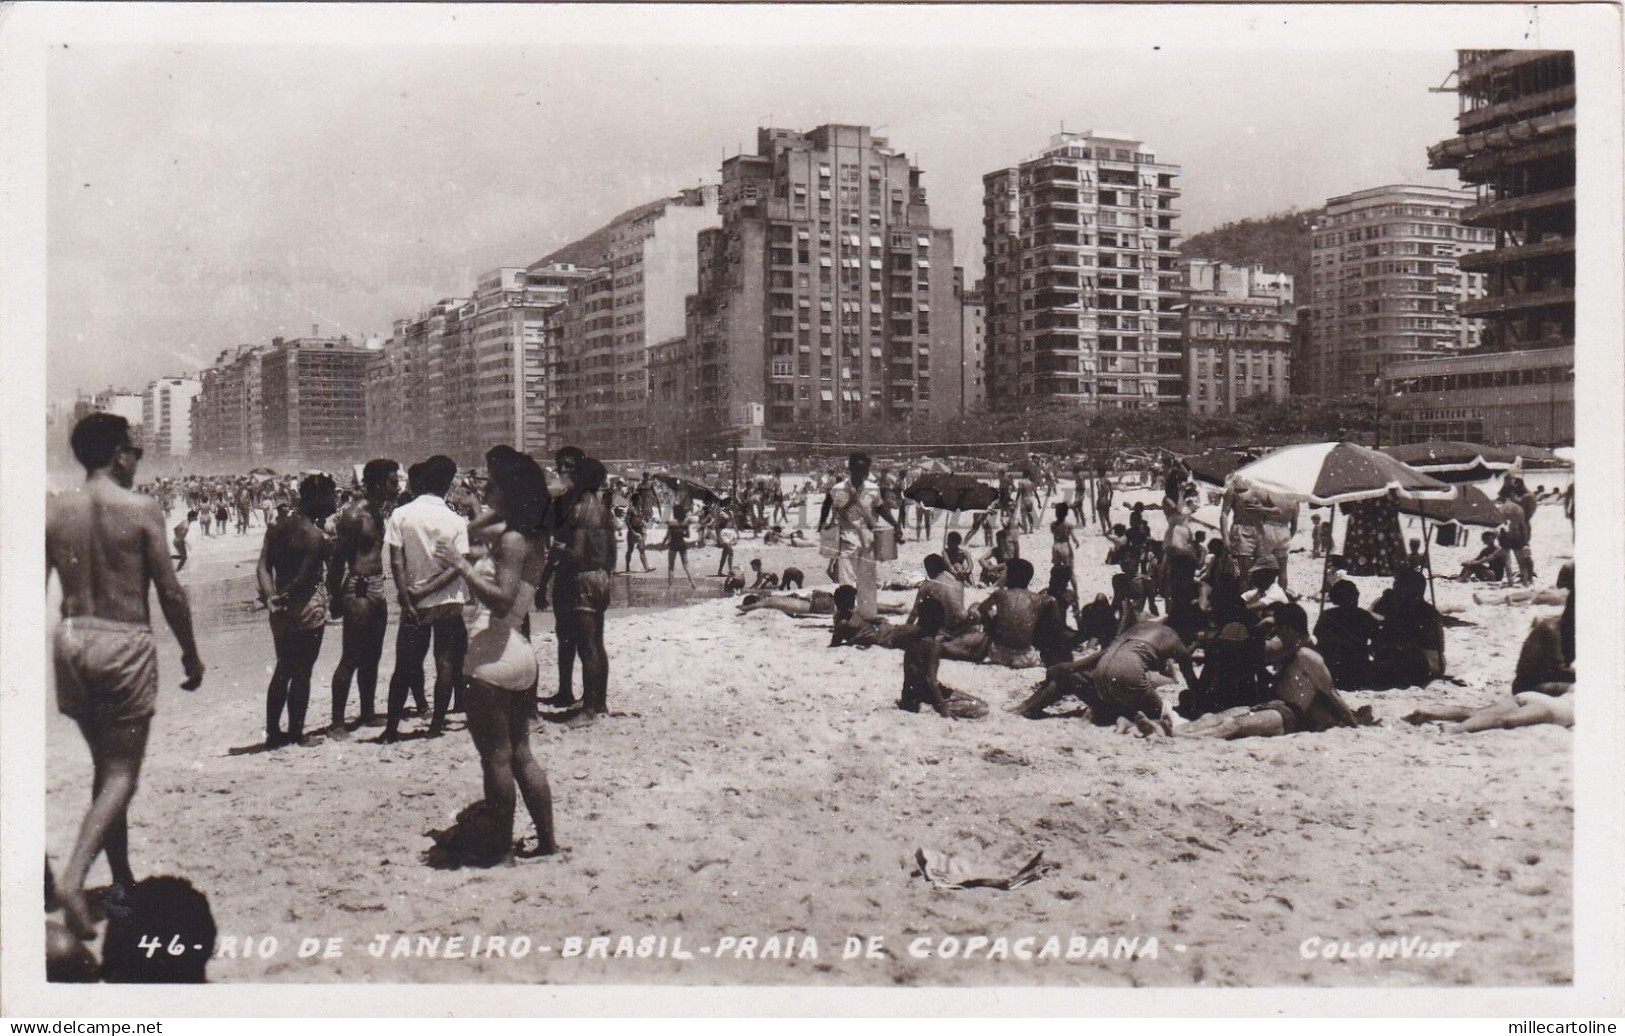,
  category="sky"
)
[47,40,1465,396]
